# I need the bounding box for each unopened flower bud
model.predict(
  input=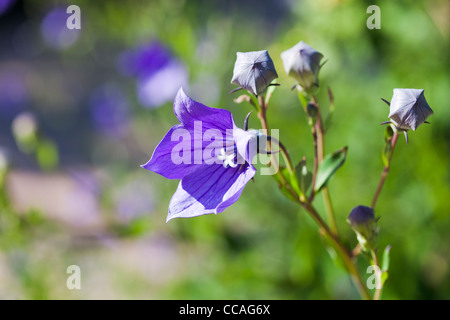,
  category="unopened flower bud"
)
[281,41,324,94]
[388,89,433,131]
[347,205,378,251]
[231,50,278,96]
